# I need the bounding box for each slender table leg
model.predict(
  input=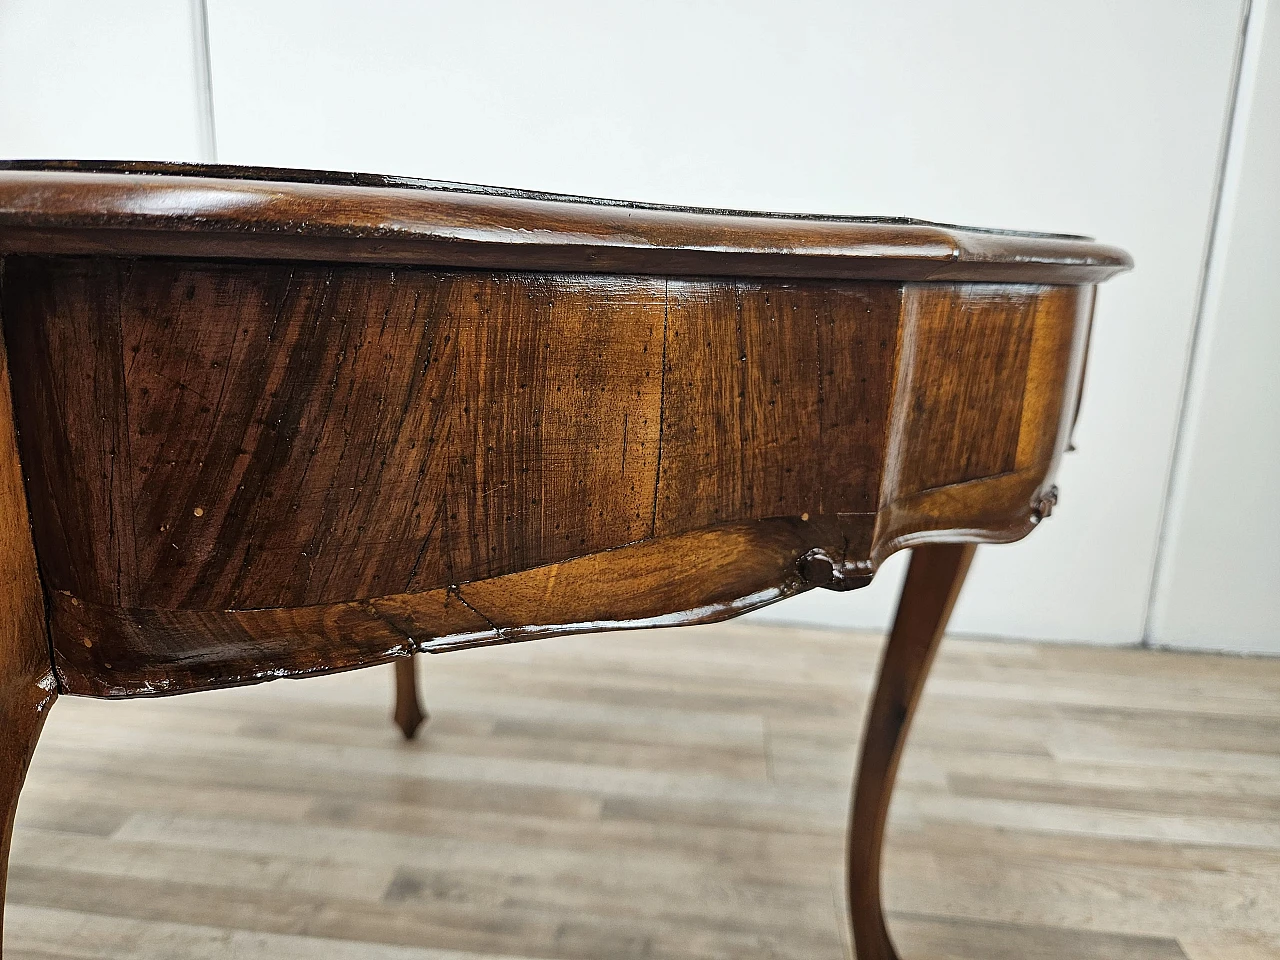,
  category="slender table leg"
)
[2,676,55,954]
[0,338,57,956]
[847,542,976,960]
[393,654,428,740]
